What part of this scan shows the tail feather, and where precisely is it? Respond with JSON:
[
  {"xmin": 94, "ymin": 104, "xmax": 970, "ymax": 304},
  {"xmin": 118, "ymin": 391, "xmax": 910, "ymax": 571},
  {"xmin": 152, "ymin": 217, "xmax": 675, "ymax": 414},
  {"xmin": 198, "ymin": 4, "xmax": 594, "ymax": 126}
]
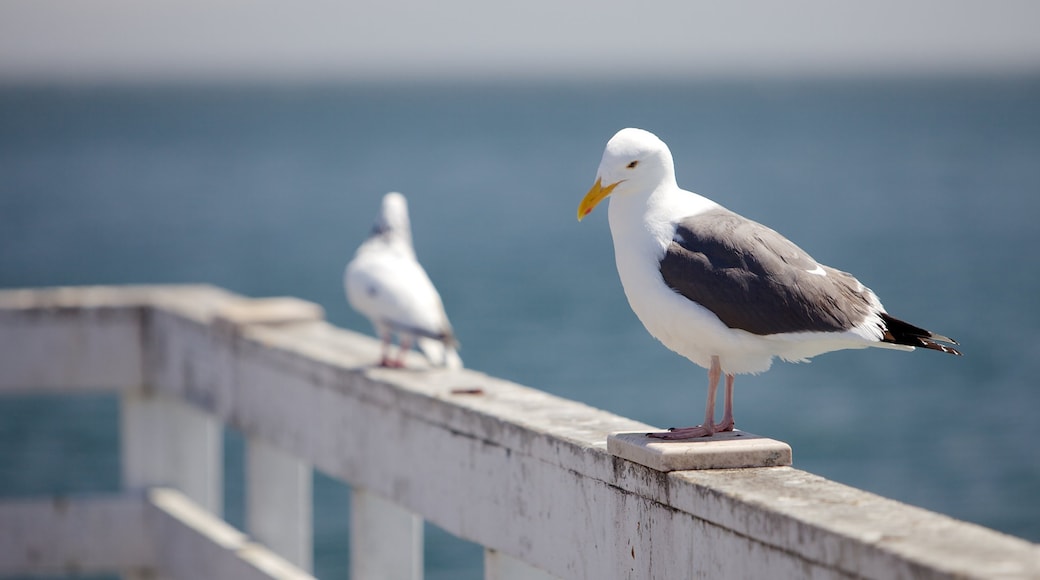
[{"xmin": 880, "ymin": 313, "xmax": 962, "ymax": 356}]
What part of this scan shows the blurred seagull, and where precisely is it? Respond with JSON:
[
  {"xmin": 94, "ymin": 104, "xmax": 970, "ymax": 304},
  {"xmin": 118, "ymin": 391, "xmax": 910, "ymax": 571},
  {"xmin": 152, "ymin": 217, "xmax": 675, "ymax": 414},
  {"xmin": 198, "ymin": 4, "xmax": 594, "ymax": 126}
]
[
  {"xmin": 345, "ymin": 192, "xmax": 462, "ymax": 369},
  {"xmin": 577, "ymin": 128, "xmax": 960, "ymax": 439}
]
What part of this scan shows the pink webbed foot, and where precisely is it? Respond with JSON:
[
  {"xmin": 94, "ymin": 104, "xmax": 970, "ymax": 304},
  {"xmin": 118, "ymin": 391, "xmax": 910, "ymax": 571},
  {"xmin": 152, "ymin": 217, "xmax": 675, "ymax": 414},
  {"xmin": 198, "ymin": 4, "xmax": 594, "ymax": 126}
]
[
  {"xmin": 379, "ymin": 357, "xmax": 405, "ymax": 368},
  {"xmin": 714, "ymin": 417, "xmax": 735, "ymax": 433},
  {"xmin": 647, "ymin": 424, "xmax": 716, "ymax": 440}
]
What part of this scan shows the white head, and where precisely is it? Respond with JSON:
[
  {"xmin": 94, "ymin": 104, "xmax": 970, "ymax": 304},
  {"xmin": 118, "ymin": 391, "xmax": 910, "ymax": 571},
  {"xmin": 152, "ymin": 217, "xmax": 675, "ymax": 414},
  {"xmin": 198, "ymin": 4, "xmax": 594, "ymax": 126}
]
[
  {"xmin": 577, "ymin": 128, "xmax": 676, "ymax": 221},
  {"xmin": 370, "ymin": 191, "xmax": 413, "ymax": 246}
]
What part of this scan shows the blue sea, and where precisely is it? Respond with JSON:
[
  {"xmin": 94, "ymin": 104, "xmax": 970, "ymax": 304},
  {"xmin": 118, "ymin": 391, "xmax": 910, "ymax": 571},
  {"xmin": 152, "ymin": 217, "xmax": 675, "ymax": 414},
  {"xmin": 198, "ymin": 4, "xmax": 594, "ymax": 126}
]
[{"xmin": 1, "ymin": 77, "xmax": 1039, "ymax": 578}]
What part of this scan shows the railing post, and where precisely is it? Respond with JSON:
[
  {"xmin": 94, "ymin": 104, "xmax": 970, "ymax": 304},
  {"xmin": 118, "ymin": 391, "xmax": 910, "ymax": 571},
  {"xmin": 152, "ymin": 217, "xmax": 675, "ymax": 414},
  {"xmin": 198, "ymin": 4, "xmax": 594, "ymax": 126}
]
[
  {"xmin": 485, "ymin": 549, "xmax": 559, "ymax": 580},
  {"xmin": 246, "ymin": 437, "xmax": 313, "ymax": 572},
  {"xmin": 350, "ymin": 487, "xmax": 423, "ymax": 580},
  {"xmin": 120, "ymin": 387, "xmax": 222, "ymax": 580},
  {"xmin": 120, "ymin": 388, "xmax": 222, "ymax": 514}
]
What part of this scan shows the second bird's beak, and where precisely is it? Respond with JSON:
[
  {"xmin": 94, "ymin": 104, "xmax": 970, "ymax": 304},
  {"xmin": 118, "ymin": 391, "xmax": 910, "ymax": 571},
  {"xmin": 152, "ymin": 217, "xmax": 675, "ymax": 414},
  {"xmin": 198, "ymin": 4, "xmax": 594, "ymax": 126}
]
[{"xmin": 577, "ymin": 178, "xmax": 621, "ymax": 221}]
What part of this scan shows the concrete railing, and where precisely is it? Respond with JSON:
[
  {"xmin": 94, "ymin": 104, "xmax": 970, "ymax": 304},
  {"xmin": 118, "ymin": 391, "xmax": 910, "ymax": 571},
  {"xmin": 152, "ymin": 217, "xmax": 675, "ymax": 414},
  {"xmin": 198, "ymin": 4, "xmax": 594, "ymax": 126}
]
[{"xmin": 0, "ymin": 285, "xmax": 1036, "ymax": 579}]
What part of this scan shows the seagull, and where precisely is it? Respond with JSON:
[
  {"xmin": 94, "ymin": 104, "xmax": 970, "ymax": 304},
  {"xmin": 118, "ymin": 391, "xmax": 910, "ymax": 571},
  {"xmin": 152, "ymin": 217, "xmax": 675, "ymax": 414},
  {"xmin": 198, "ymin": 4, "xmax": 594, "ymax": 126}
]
[
  {"xmin": 345, "ymin": 192, "xmax": 462, "ymax": 369},
  {"xmin": 577, "ymin": 128, "xmax": 960, "ymax": 439}
]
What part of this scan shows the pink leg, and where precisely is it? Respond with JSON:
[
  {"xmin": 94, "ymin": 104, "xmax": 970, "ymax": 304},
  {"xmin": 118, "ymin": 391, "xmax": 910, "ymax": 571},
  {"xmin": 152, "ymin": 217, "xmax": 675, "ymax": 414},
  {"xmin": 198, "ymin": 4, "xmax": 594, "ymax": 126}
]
[
  {"xmin": 648, "ymin": 356, "xmax": 722, "ymax": 440},
  {"xmin": 387, "ymin": 335, "xmax": 411, "ymax": 368},
  {"xmin": 378, "ymin": 331, "xmax": 397, "ymax": 367},
  {"xmin": 715, "ymin": 374, "xmax": 735, "ymax": 432}
]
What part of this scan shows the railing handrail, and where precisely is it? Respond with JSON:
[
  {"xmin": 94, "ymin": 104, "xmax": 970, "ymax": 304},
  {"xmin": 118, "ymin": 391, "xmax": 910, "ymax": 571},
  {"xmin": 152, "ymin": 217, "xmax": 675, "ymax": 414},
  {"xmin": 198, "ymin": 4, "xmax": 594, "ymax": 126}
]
[{"xmin": 1, "ymin": 284, "xmax": 1037, "ymax": 579}]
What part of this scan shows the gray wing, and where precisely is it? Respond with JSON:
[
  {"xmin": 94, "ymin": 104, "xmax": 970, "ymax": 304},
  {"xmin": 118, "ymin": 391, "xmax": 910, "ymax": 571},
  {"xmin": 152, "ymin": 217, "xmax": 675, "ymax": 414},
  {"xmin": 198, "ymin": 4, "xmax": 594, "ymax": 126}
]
[{"xmin": 658, "ymin": 208, "xmax": 874, "ymax": 336}]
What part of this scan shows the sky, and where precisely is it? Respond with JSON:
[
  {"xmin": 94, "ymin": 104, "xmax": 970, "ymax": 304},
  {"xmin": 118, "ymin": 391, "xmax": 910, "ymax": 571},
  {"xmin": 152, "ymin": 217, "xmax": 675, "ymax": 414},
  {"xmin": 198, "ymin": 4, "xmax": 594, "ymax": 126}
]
[{"xmin": 2, "ymin": 0, "xmax": 1040, "ymax": 83}]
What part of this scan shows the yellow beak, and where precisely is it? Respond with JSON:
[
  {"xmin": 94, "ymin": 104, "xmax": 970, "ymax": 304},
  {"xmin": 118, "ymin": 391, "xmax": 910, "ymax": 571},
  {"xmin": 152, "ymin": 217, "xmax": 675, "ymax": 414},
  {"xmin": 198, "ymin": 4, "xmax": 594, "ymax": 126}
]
[{"xmin": 577, "ymin": 178, "xmax": 621, "ymax": 221}]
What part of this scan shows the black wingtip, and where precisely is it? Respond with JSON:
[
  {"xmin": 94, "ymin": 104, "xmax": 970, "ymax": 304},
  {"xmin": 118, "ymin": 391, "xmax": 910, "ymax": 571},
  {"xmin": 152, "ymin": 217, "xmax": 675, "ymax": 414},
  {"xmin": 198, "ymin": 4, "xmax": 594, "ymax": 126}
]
[{"xmin": 880, "ymin": 313, "xmax": 962, "ymax": 356}]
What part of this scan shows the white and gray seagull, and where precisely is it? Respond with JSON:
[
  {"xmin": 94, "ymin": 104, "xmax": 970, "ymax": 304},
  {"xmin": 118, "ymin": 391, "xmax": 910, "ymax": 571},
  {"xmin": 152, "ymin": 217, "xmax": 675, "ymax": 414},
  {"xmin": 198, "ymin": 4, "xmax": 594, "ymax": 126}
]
[
  {"xmin": 345, "ymin": 192, "xmax": 462, "ymax": 369},
  {"xmin": 577, "ymin": 128, "xmax": 960, "ymax": 439}
]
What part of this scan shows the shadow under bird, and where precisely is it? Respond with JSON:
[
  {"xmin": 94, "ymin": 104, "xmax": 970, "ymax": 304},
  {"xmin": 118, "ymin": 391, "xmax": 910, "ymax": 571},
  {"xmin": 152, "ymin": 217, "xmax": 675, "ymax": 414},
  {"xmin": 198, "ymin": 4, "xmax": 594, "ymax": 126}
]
[
  {"xmin": 345, "ymin": 192, "xmax": 462, "ymax": 369},
  {"xmin": 577, "ymin": 128, "xmax": 960, "ymax": 440}
]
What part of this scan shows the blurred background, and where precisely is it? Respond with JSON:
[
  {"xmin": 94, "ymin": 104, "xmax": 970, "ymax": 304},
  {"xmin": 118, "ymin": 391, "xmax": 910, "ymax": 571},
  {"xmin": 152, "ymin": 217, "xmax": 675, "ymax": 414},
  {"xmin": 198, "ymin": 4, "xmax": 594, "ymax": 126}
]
[{"xmin": 1, "ymin": 1, "xmax": 1039, "ymax": 578}]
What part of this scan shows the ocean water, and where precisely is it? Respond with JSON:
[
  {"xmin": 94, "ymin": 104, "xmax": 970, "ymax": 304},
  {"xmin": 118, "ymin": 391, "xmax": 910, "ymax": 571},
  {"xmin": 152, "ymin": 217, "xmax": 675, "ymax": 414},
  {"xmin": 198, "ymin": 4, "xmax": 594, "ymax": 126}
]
[{"xmin": 1, "ymin": 78, "xmax": 1038, "ymax": 578}]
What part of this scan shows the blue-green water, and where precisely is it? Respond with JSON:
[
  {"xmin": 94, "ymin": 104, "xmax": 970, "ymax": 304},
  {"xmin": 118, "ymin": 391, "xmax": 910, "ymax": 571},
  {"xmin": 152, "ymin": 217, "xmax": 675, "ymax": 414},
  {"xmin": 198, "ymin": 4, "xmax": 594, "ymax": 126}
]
[{"xmin": 1, "ymin": 78, "xmax": 1039, "ymax": 577}]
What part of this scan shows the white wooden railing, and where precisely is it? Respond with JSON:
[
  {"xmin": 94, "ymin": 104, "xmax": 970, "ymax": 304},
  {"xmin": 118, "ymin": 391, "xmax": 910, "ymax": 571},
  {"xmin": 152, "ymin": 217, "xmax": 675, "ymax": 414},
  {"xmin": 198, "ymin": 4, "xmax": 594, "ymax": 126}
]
[{"xmin": 0, "ymin": 285, "xmax": 1036, "ymax": 579}]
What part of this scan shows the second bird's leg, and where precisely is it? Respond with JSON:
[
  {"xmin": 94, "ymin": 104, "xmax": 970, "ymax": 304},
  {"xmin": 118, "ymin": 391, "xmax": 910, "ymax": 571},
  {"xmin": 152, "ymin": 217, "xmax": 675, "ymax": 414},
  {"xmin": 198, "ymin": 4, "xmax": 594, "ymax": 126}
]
[
  {"xmin": 388, "ymin": 335, "xmax": 412, "ymax": 368},
  {"xmin": 378, "ymin": 331, "xmax": 397, "ymax": 367}
]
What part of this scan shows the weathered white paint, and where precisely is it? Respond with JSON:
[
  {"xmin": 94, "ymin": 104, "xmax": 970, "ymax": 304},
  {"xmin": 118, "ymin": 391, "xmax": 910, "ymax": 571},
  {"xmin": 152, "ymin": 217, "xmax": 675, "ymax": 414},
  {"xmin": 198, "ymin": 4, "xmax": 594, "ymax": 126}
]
[
  {"xmin": 485, "ymin": 549, "xmax": 559, "ymax": 580},
  {"xmin": 122, "ymin": 388, "xmax": 223, "ymax": 514},
  {"xmin": 149, "ymin": 487, "xmax": 314, "ymax": 580},
  {"xmin": 350, "ymin": 487, "xmax": 424, "ymax": 580},
  {"xmin": 0, "ymin": 285, "xmax": 145, "ymax": 391},
  {"xmin": 0, "ymin": 492, "xmax": 153, "ymax": 576},
  {"xmin": 0, "ymin": 489, "xmax": 312, "ymax": 580},
  {"xmin": 247, "ymin": 437, "xmax": 313, "ymax": 572},
  {"xmin": 0, "ymin": 285, "xmax": 1038, "ymax": 580}
]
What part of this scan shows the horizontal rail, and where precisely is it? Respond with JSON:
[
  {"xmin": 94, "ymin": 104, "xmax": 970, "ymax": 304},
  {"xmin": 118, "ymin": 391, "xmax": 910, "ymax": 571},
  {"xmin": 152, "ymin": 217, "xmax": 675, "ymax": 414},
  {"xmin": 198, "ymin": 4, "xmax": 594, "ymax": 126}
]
[
  {"xmin": 0, "ymin": 285, "xmax": 1037, "ymax": 579},
  {"xmin": 0, "ymin": 488, "xmax": 312, "ymax": 580}
]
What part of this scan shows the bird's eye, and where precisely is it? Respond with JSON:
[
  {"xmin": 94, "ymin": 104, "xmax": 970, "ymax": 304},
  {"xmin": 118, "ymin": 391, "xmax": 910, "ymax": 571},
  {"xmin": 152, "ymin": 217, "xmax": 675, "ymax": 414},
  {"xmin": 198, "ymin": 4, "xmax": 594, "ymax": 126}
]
[{"xmin": 627, "ymin": 161, "xmax": 639, "ymax": 169}]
